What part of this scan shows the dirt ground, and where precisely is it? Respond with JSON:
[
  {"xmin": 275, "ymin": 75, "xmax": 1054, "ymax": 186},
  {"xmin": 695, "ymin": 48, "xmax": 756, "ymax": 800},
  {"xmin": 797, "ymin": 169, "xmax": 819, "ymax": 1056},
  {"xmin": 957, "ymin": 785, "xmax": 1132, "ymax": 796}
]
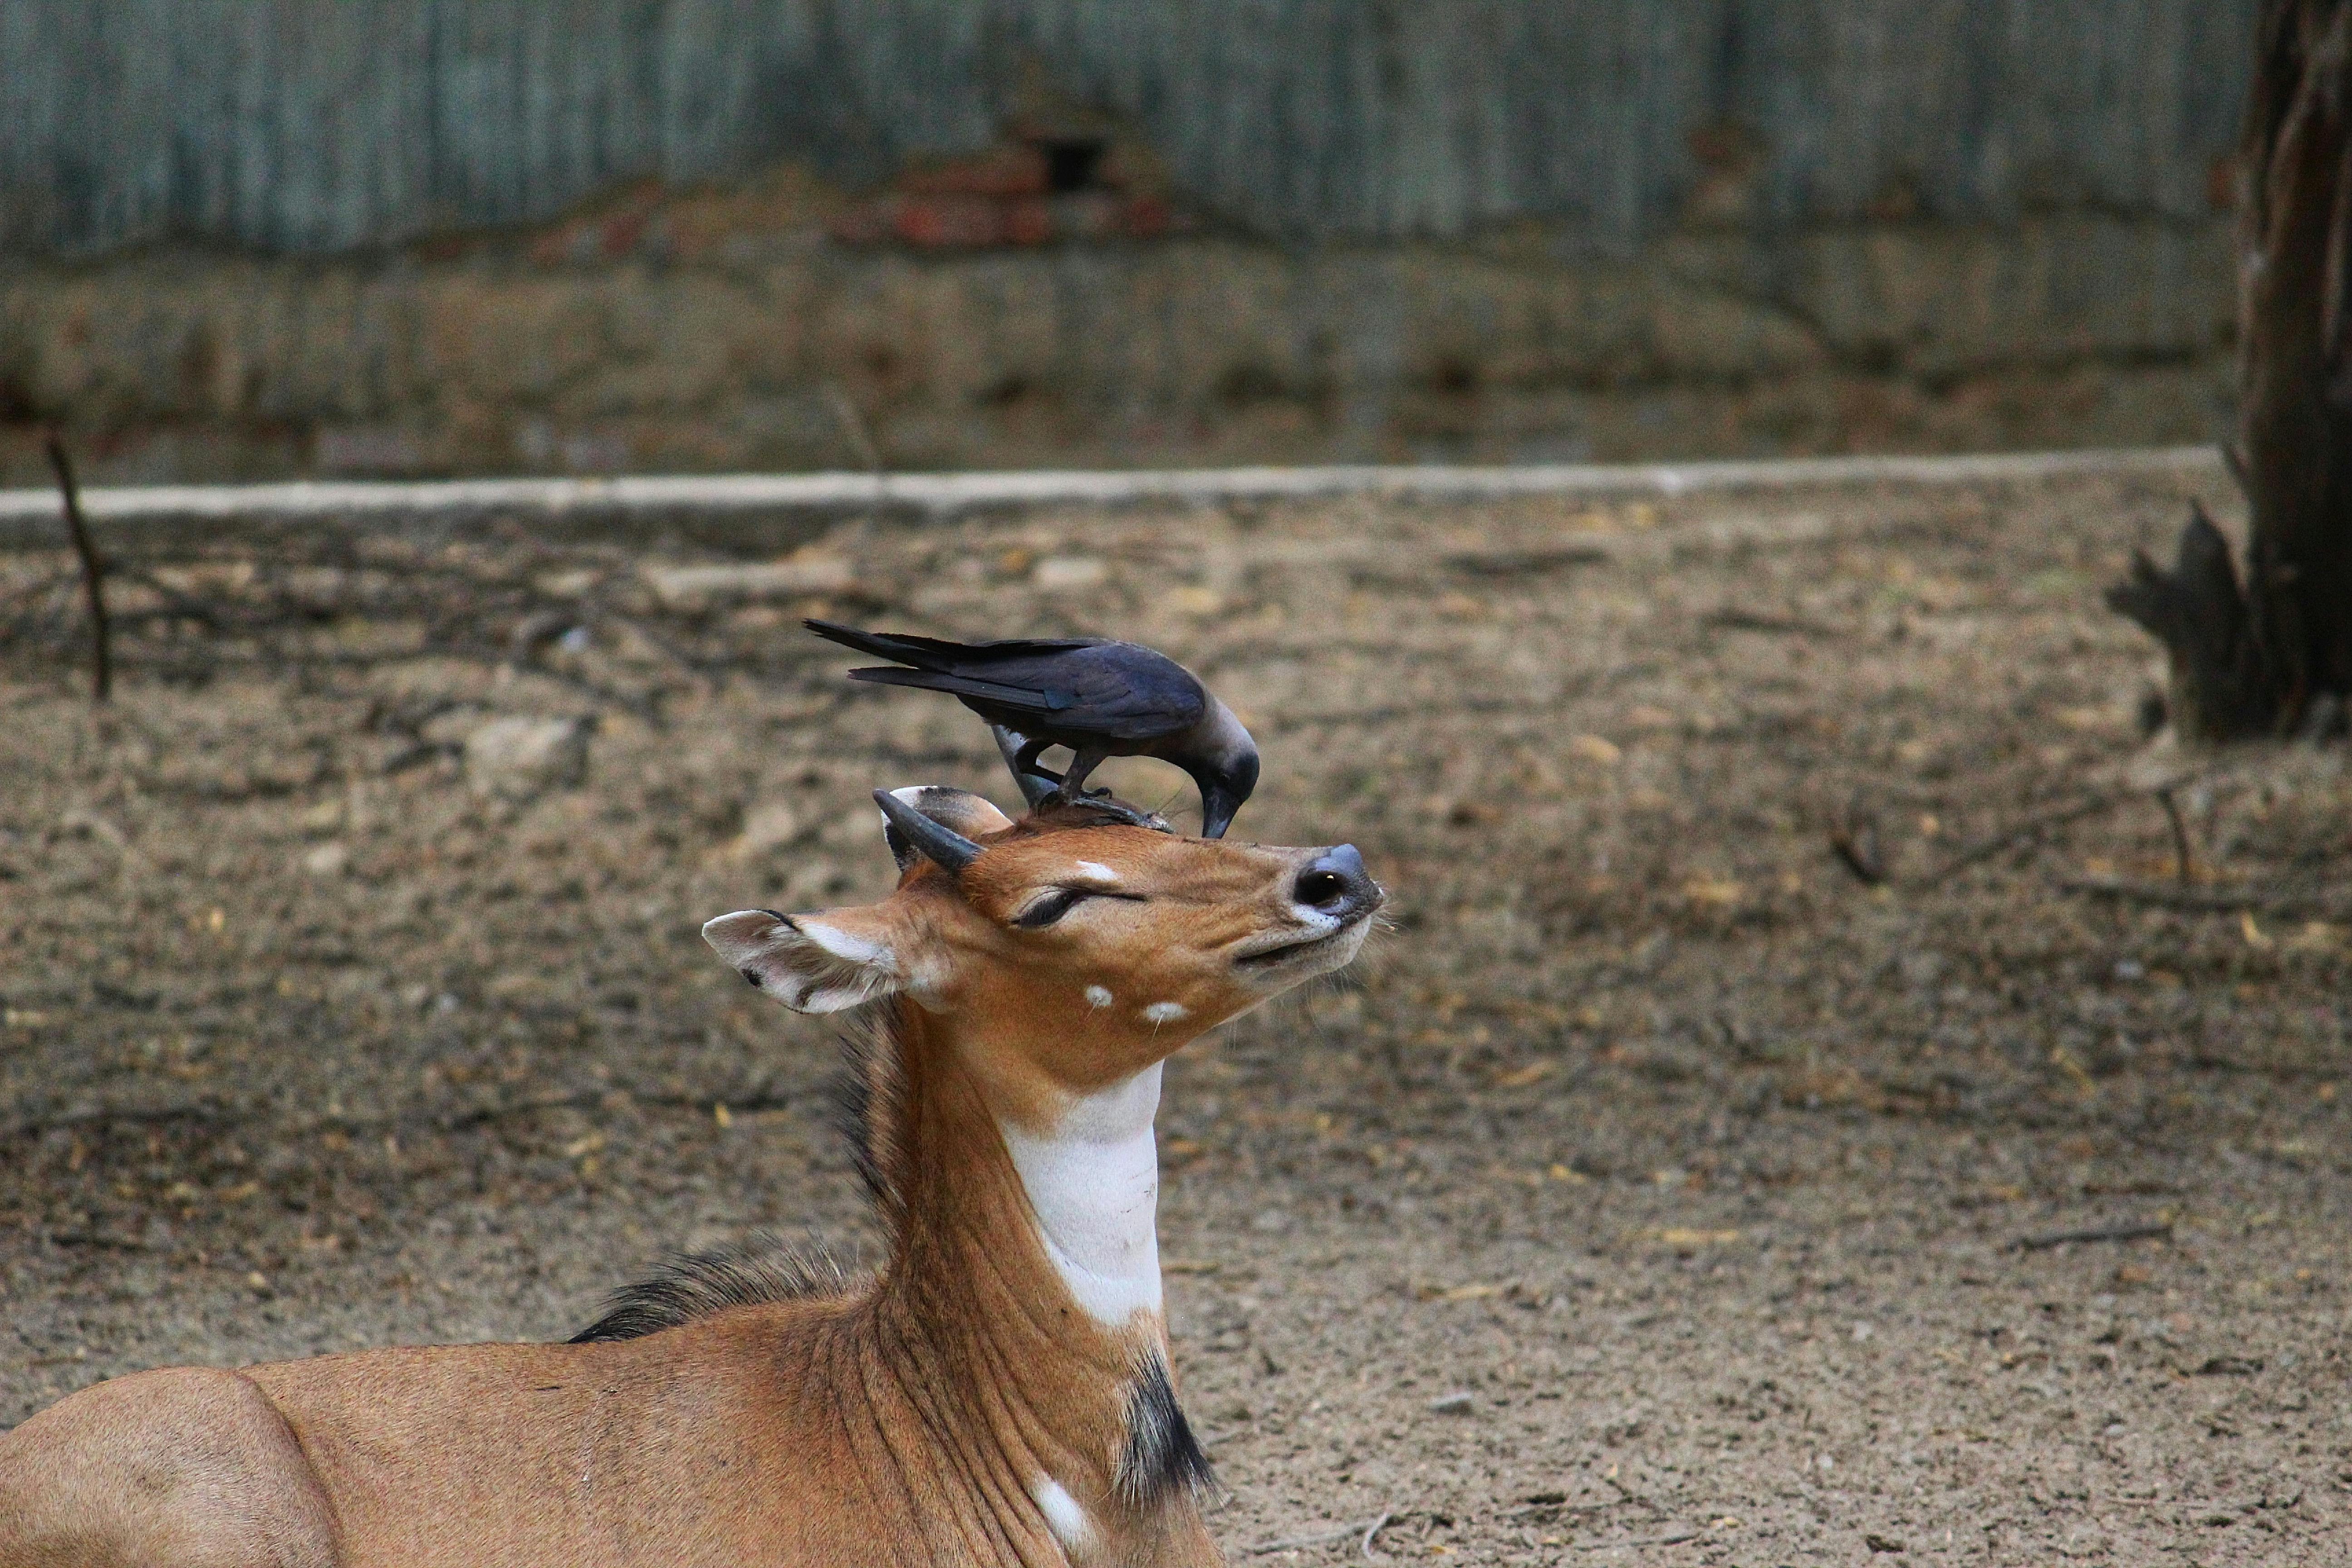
[{"xmin": 3, "ymin": 461, "xmax": 2348, "ymax": 1564}]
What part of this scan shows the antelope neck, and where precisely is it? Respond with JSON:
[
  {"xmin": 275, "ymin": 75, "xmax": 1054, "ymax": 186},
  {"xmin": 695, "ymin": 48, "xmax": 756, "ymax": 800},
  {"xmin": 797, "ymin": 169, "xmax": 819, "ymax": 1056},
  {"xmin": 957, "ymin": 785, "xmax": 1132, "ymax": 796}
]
[
  {"xmin": 866, "ymin": 1008, "xmax": 1177, "ymax": 1559},
  {"xmin": 879, "ymin": 1004, "xmax": 1169, "ymax": 1348}
]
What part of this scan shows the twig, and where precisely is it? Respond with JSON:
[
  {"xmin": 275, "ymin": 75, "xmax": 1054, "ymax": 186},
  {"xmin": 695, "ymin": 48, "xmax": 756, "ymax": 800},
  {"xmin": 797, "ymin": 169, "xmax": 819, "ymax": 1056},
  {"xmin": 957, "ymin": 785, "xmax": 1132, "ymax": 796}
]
[
  {"xmin": 1701, "ymin": 607, "xmax": 1847, "ymax": 638},
  {"xmin": 45, "ymin": 434, "xmax": 110, "ymax": 702},
  {"xmin": 1828, "ymin": 800, "xmax": 1886, "ymax": 886},
  {"xmin": 1575, "ymin": 1530, "xmax": 1700, "ymax": 1550},
  {"xmin": 0, "ymin": 1085, "xmax": 800, "ymax": 1145},
  {"xmin": 1243, "ymin": 1524, "xmax": 1363, "ymax": 1556},
  {"xmin": 2154, "ymin": 787, "xmax": 2194, "ymax": 884},
  {"xmin": 2012, "ymin": 1221, "xmax": 2172, "ymax": 1253},
  {"xmin": 1930, "ymin": 790, "xmax": 2131, "ymax": 882},
  {"xmin": 822, "ymin": 382, "xmax": 884, "ymax": 477},
  {"xmin": 1244, "ymin": 1511, "xmax": 1405, "ymax": 1559},
  {"xmin": 2057, "ymin": 876, "xmax": 2341, "ymax": 918}
]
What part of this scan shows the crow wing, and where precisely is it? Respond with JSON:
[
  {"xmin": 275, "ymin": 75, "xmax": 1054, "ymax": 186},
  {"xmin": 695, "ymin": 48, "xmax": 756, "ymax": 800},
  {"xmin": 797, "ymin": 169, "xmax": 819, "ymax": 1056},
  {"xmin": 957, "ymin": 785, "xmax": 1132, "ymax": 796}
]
[
  {"xmin": 848, "ymin": 642, "xmax": 1205, "ymax": 741},
  {"xmin": 804, "ymin": 619, "xmax": 1106, "ymax": 671}
]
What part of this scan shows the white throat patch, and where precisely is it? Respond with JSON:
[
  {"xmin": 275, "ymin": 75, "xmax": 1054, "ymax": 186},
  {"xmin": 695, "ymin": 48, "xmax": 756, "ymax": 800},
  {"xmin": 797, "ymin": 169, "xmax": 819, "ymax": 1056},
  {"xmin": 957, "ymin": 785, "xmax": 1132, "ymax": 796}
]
[{"xmin": 998, "ymin": 1063, "xmax": 1164, "ymax": 1328}]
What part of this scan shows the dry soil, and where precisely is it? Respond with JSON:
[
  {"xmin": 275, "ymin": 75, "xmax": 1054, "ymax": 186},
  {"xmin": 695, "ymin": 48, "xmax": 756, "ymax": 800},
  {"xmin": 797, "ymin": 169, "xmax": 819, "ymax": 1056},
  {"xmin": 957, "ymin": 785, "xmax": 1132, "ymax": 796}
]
[{"xmin": 2, "ymin": 461, "xmax": 2348, "ymax": 1564}]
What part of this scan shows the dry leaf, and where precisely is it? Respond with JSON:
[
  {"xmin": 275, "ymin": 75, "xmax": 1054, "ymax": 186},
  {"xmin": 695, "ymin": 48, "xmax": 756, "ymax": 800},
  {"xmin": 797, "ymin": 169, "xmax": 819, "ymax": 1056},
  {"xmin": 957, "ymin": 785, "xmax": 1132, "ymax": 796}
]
[{"xmin": 1652, "ymin": 1227, "xmax": 1740, "ymax": 1248}]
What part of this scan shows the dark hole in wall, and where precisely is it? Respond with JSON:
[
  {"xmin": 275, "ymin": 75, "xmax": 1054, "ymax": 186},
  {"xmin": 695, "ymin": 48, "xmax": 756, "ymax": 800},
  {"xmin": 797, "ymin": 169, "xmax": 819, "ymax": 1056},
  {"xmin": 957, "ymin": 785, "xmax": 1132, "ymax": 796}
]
[
  {"xmin": 1426, "ymin": 354, "xmax": 1480, "ymax": 396},
  {"xmin": 1215, "ymin": 361, "xmax": 1291, "ymax": 408},
  {"xmin": 979, "ymin": 372, "xmax": 1036, "ymax": 407},
  {"xmin": 1041, "ymin": 139, "xmax": 1107, "ymax": 194}
]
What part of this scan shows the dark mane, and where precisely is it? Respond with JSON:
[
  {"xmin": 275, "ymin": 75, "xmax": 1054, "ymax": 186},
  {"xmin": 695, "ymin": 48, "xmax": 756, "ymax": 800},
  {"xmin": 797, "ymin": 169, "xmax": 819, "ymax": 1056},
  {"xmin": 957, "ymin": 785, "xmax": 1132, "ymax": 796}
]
[
  {"xmin": 828, "ymin": 1003, "xmax": 911, "ymax": 1223},
  {"xmin": 571, "ymin": 1004, "xmax": 917, "ymax": 1343},
  {"xmin": 568, "ymin": 1233, "xmax": 853, "ymax": 1343}
]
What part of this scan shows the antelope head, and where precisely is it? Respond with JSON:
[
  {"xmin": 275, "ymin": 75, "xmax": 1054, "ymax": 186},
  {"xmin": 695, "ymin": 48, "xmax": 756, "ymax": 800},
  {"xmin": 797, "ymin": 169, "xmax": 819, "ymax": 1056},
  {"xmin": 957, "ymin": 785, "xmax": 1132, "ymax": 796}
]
[{"xmin": 704, "ymin": 785, "xmax": 1383, "ymax": 1100}]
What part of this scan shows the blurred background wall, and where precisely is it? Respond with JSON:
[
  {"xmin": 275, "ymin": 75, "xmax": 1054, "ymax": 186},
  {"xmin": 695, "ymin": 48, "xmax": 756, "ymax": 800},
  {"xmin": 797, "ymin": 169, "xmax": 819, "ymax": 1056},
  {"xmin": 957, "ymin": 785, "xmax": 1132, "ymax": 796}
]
[{"xmin": 0, "ymin": 0, "xmax": 2250, "ymax": 481}]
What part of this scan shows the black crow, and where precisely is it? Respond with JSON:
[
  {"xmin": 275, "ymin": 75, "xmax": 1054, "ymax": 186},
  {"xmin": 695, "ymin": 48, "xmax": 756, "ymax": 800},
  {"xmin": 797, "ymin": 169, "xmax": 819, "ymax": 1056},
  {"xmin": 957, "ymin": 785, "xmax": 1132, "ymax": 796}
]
[{"xmin": 805, "ymin": 620, "xmax": 1260, "ymax": 838}]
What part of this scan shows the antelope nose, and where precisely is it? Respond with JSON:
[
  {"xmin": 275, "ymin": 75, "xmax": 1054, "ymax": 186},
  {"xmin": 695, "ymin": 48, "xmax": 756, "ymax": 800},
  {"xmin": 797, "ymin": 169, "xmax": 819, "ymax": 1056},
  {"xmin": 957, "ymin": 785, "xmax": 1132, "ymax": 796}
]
[{"xmin": 1294, "ymin": 844, "xmax": 1377, "ymax": 919}]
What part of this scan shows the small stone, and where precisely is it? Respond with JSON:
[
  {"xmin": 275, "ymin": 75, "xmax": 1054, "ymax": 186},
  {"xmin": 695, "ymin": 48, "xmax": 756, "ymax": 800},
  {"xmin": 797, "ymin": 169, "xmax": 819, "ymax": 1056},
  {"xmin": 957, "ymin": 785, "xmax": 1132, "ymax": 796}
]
[
  {"xmin": 727, "ymin": 800, "xmax": 803, "ymax": 860},
  {"xmin": 300, "ymin": 840, "xmax": 348, "ymax": 877},
  {"xmin": 642, "ymin": 556, "xmax": 855, "ymax": 610},
  {"xmin": 1032, "ymin": 555, "xmax": 1107, "ymax": 591},
  {"xmin": 463, "ymin": 715, "xmax": 590, "ymax": 800},
  {"xmin": 1427, "ymin": 1391, "xmax": 1475, "ymax": 1415}
]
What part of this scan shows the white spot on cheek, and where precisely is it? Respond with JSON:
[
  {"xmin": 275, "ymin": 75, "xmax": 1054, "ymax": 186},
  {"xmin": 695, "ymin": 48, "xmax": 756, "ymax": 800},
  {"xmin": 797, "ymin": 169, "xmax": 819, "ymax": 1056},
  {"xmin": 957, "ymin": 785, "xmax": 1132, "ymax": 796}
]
[
  {"xmin": 1073, "ymin": 861, "xmax": 1119, "ymax": 885},
  {"xmin": 1032, "ymin": 1476, "xmax": 1093, "ymax": 1552},
  {"xmin": 1142, "ymin": 1001, "xmax": 1189, "ymax": 1024},
  {"xmin": 1084, "ymin": 985, "xmax": 1114, "ymax": 1009}
]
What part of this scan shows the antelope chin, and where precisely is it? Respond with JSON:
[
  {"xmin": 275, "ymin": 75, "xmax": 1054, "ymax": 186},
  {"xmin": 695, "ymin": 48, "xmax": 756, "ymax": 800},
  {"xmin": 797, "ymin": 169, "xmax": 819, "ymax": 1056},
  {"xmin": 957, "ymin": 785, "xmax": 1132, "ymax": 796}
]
[{"xmin": 1234, "ymin": 911, "xmax": 1374, "ymax": 985}]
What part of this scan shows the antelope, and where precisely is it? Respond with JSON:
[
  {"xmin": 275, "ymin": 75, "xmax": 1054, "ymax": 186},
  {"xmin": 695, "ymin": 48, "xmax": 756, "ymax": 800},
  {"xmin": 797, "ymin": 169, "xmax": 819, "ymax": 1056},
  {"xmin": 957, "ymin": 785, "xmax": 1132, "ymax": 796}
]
[{"xmin": 0, "ymin": 785, "xmax": 1383, "ymax": 1567}]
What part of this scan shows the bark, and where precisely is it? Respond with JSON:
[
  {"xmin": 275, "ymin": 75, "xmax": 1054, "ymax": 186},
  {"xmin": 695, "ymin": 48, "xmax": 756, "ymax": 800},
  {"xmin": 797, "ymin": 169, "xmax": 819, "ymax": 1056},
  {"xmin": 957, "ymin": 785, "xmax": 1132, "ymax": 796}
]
[{"xmin": 2110, "ymin": 0, "xmax": 2352, "ymax": 741}]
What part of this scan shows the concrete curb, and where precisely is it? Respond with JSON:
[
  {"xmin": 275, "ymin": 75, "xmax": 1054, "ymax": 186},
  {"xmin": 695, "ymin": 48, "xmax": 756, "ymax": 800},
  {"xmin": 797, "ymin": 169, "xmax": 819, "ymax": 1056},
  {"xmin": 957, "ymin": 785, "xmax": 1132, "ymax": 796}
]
[{"xmin": 0, "ymin": 446, "xmax": 2225, "ymax": 541}]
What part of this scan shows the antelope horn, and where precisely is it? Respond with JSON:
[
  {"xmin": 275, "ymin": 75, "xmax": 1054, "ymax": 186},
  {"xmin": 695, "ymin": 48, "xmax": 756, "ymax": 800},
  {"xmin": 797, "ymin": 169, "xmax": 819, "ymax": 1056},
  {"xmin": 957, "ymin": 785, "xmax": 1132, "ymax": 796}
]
[
  {"xmin": 991, "ymin": 724, "xmax": 1057, "ymax": 810},
  {"xmin": 872, "ymin": 788, "xmax": 984, "ymax": 876}
]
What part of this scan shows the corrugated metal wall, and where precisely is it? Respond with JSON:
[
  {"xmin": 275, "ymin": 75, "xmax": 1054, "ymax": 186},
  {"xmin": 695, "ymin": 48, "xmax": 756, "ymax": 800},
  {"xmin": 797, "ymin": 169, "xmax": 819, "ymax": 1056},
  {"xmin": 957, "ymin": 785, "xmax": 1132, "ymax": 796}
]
[{"xmin": 0, "ymin": 0, "xmax": 2252, "ymax": 256}]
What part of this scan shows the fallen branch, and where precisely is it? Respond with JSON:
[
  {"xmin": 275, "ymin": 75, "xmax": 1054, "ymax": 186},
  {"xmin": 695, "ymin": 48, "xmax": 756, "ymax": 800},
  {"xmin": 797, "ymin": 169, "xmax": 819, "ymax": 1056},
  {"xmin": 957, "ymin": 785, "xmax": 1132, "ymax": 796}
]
[
  {"xmin": 2057, "ymin": 877, "xmax": 2342, "ymax": 918},
  {"xmin": 1244, "ymin": 1522, "xmax": 1368, "ymax": 1556},
  {"xmin": 2153, "ymin": 786, "xmax": 2195, "ymax": 884},
  {"xmin": 1930, "ymin": 790, "xmax": 2132, "ymax": 882},
  {"xmin": 0, "ymin": 1084, "xmax": 800, "ymax": 1146},
  {"xmin": 1243, "ymin": 1510, "xmax": 1409, "ymax": 1559},
  {"xmin": 1828, "ymin": 800, "xmax": 1886, "ymax": 886},
  {"xmin": 2012, "ymin": 1221, "xmax": 2172, "ymax": 1253},
  {"xmin": 45, "ymin": 434, "xmax": 110, "ymax": 702},
  {"xmin": 1701, "ymin": 606, "xmax": 1848, "ymax": 638}
]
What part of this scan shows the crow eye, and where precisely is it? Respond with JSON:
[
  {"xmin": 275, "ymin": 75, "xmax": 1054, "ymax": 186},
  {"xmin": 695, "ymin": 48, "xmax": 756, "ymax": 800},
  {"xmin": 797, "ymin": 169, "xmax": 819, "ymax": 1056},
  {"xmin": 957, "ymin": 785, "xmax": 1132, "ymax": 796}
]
[{"xmin": 1012, "ymin": 887, "xmax": 1094, "ymax": 929}]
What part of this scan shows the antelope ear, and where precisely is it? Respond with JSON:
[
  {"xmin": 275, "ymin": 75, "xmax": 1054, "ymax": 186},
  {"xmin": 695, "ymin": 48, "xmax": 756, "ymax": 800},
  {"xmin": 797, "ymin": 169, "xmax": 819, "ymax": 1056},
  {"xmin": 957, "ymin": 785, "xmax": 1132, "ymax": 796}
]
[
  {"xmin": 703, "ymin": 906, "xmax": 906, "ymax": 1013},
  {"xmin": 877, "ymin": 785, "xmax": 1017, "ymax": 872}
]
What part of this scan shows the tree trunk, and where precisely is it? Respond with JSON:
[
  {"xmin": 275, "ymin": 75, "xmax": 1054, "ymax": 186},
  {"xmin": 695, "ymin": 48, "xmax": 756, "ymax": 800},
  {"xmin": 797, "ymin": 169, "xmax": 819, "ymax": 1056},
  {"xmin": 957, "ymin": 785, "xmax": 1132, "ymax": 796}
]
[{"xmin": 2110, "ymin": 0, "xmax": 2352, "ymax": 740}]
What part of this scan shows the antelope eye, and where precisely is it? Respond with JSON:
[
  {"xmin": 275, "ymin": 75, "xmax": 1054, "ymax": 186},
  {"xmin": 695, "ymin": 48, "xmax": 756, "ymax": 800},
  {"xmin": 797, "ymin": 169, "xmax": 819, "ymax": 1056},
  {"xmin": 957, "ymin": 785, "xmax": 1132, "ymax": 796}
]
[{"xmin": 1011, "ymin": 887, "xmax": 1094, "ymax": 929}]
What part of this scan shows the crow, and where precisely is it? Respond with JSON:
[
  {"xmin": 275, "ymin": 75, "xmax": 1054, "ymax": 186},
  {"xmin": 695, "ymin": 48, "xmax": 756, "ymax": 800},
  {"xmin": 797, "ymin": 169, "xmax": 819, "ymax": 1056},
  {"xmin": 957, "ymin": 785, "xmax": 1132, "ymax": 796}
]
[{"xmin": 805, "ymin": 620, "xmax": 1260, "ymax": 838}]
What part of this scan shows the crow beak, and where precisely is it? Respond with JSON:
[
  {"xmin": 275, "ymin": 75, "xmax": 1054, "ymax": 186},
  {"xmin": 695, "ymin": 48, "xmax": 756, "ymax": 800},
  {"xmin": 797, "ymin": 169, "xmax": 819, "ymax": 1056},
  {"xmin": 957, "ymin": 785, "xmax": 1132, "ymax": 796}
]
[{"xmin": 1198, "ymin": 784, "xmax": 1244, "ymax": 840}]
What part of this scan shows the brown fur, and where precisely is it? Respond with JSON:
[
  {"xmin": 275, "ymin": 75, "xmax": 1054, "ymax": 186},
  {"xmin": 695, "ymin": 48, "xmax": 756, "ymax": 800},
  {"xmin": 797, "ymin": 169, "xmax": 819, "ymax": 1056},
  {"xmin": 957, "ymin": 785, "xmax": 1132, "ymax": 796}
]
[{"xmin": 0, "ymin": 795, "xmax": 1377, "ymax": 1567}]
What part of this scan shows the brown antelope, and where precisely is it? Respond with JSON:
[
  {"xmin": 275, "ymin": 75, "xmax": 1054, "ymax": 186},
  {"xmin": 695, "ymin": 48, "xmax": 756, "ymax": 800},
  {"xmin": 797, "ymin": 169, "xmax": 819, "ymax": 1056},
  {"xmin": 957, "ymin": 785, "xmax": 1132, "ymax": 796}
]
[{"xmin": 0, "ymin": 785, "xmax": 1382, "ymax": 1567}]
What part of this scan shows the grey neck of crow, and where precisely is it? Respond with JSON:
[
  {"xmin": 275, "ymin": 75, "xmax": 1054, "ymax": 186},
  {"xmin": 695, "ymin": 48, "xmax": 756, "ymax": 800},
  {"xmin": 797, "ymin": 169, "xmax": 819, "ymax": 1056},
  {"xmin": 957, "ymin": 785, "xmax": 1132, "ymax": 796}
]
[{"xmin": 1181, "ymin": 699, "xmax": 1259, "ymax": 841}]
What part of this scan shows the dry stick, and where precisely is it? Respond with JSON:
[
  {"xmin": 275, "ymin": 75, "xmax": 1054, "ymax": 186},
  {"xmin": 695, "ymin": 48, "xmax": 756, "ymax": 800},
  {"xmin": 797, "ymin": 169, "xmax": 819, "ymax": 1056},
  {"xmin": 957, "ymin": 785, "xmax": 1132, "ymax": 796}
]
[
  {"xmin": 44, "ymin": 434, "xmax": 110, "ymax": 702},
  {"xmin": 2056, "ymin": 876, "xmax": 2341, "ymax": 918},
  {"xmin": 1929, "ymin": 789, "xmax": 2134, "ymax": 882},
  {"xmin": 1828, "ymin": 802, "xmax": 1886, "ymax": 886},
  {"xmin": 2154, "ymin": 786, "xmax": 2195, "ymax": 884},
  {"xmin": 822, "ymin": 382, "xmax": 884, "ymax": 477},
  {"xmin": 2012, "ymin": 1221, "xmax": 2173, "ymax": 1253},
  {"xmin": 1245, "ymin": 1511, "xmax": 1405, "ymax": 1559},
  {"xmin": 1243, "ymin": 1523, "xmax": 1364, "ymax": 1556}
]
